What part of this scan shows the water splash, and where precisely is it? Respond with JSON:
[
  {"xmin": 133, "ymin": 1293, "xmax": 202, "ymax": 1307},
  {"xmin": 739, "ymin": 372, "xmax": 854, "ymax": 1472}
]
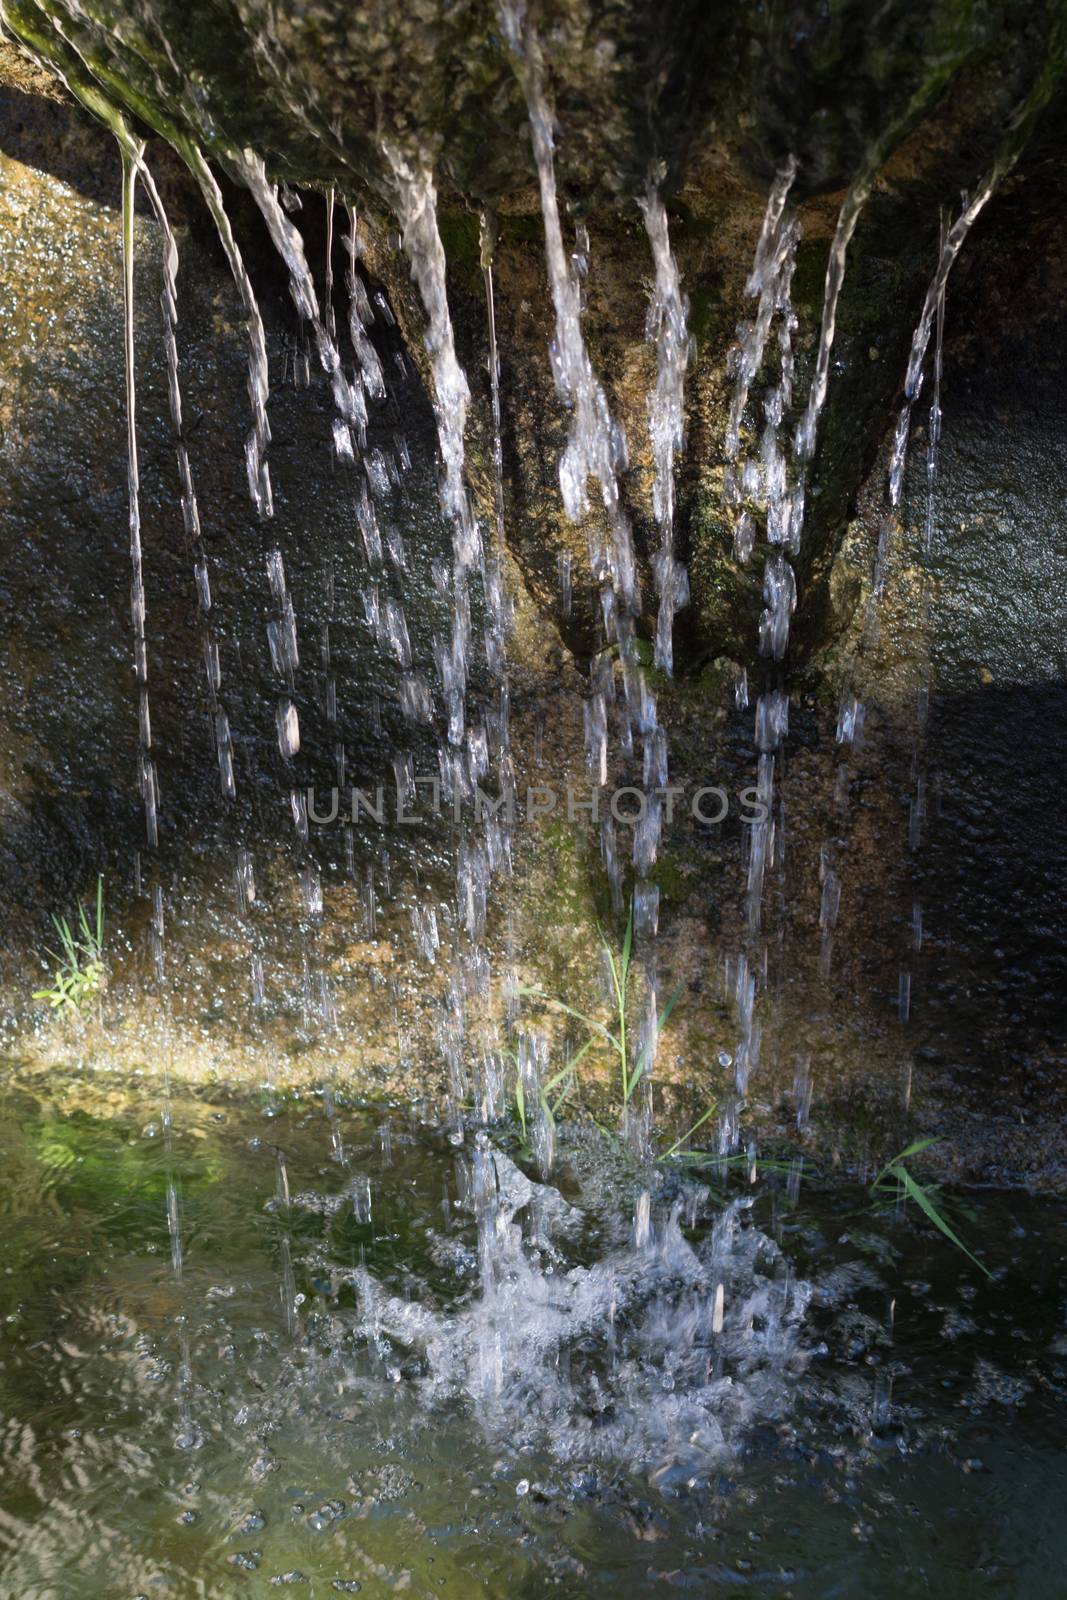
[{"xmin": 355, "ymin": 1134, "xmax": 811, "ymax": 1474}]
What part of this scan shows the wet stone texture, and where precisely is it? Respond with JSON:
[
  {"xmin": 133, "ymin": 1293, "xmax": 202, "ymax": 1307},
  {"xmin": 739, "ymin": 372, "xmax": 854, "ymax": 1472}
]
[{"xmin": 0, "ymin": 3, "xmax": 1064, "ymax": 1189}]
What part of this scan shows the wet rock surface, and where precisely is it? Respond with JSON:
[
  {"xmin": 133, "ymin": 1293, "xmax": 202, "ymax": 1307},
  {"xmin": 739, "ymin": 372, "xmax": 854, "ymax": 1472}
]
[
  {"xmin": 1, "ymin": 0, "xmax": 1065, "ymax": 665},
  {"xmin": 0, "ymin": 14, "xmax": 1065, "ymax": 1190}
]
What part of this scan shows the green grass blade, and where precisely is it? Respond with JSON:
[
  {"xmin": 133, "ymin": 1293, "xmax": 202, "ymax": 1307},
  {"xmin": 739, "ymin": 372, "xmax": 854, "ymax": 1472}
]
[
  {"xmin": 893, "ymin": 1165, "xmax": 993, "ymax": 1278},
  {"xmin": 52, "ymin": 916, "xmax": 77, "ymax": 965},
  {"xmin": 654, "ymin": 981, "xmax": 683, "ymax": 1037},
  {"xmin": 599, "ymin": 932, "xmax": 624, "ymax": 1019},
  {"xmin": 515, "ymin": 989, "xmax": 620, "ymax": 1052},
  {"xmin": 620, "ymin": 901, "xmax": 633, "ymax": 986},
  {"xmin": 550, "ymin": 1077, "xmax": 576, "ymax": 1117},
  {"xmin": 662, "ymin": 1103, "xmax": 717, "ymax": 1160},
  {"xmin": 629, "ymin": 980, "xmax": 684, "ymax": 1091},
  {"xmin": 873, "ymin": 1136, "xmax": 940, "ymax": 1189},
  {"xmin": 514, "ymin": 1075, "xmax": 526, "ymax": 1140},
  {"xmin": 543, "ymin": 1036, "xmax": 595, "ymax": 1096}
]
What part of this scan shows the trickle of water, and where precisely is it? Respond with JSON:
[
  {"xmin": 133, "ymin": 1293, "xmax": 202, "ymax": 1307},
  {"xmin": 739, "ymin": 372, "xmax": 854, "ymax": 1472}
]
[
  {"xmin": 759, "ymin": 553, "xmax": 796, "ymax": 663},
  {"xmin": 794, "ymin": 174, "xmax": 873, "ymax": 463},
  {"xmin": 139, "ymin": 162, "xmax": 241, "ymax": 802},
  {"xmin": 725, "ymin": 159, "xmax": 797, "ymax": 467},
  {"xmin": 233, "ymin": 149, "xmax": 366, "ymax": 452},
  {"xmin": 479, "ymin": 210, "xmax": 507, "ymax": 558},
  {"xmin": 898, "ymin": 970, "xmax": 912, "ymax": 1024},
  {"xmin": 502, "ymin": 9, "xmax": 624, "ymax": 531},
  {"xmin": 118, "ymin": 142, "xmax": 158, "ymax": 853},
  {"xmin": 836, "ymin": 693, "xmax": 865, "ymax": 747},
  {"xmin": 818, "ymin": 866, "xmax": 841, "ymax": 978},
  {"xmin": 501, "ymin": 4, "xmax": 678, "ymax": 1152},
  {"xmin": 640, "ymin": 175, "xmax": 690, "ymax": 674},
  {"xmin": 181, "ymin": 143, "xmax": 273, "ymax": 518},
  {"xmin": 887, "ymin": 184, "xmax": 995, "ymax": 507},
  {"xmin": 346, "ymin": 206, "xmax": 387, "ymax": 402},
  {"xmin": 793, "ymin": 1052, "xmax": 813, "ymax": 1131},
  {"xmin": 388, "ymin": 150, "xmax": 478, "ymax": 747}
]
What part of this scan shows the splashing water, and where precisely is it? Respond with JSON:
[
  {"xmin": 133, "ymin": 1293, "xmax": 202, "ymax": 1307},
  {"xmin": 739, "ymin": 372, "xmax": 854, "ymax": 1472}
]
[
  {"xmin": 5, "ymin": 6, "xmax": 1065, "ymax": 1573},
  {"xmin": 355, "ymin": 1132, "xmax": 811, "ymax": 1476}
]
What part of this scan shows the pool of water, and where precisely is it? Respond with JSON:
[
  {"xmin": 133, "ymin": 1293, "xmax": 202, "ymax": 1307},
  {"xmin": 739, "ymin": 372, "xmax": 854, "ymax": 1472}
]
[{"xmin": 0, "ymin": 1065, "xmax": 1064, "ymax": 1598}]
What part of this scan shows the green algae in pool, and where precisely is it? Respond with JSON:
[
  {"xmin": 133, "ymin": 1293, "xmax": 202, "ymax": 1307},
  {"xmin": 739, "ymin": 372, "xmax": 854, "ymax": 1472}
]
[{"xmin": 0, "ymin": 1069, "xmax": 1064, "ymax": 1597}]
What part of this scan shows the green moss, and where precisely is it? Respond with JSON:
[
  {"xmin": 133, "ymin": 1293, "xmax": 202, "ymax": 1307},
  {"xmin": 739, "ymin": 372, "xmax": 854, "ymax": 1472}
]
[
  {"xmin": 437, "ymin": 207, "xmax": 481, "ymax": 264},
  {"xmin": 791, "ymin": 237, "xmax": 832, "ymax": 322},
  {"xmin": 686, "ymin": 282, "xmax": 724, "ymax": 349}
]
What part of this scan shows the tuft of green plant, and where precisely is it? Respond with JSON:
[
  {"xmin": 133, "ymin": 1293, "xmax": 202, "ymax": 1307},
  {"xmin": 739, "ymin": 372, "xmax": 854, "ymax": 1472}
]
[
  {"xmin": 507, "ymin": 1029, "xmax": 594, "ymax": 1147},
  {"xmin": 517, "ymin": 901, "xmax": 682, "ymax": 1116},
  {"xmin": 661, "ymin": 1104, "xmax": 719, "ymax": 1160},
  {"xmin": 33, "ymin": 876, "xmax": 107, "ymax": 1013},
  {"xmin": 870, "ymin": 1137, "xmax": 992, "ymax": 1278}
]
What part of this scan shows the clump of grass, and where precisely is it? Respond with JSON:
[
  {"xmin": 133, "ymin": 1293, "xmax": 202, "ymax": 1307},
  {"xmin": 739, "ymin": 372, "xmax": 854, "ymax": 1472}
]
[
  {"xmin": 511, "ymin": 1043, "xmax": 589, "ymax": 1145},
  {"xmin": 517, "ymin": 901, "xmax": 682, "ymax": 1119},
  {"xmin": 869, "ymin": 1137, "xmax": 992, "ymax": 1277},
  {"xmin": 33, "ymin": 876, "xmax": 106, "ymax": 1013}
]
